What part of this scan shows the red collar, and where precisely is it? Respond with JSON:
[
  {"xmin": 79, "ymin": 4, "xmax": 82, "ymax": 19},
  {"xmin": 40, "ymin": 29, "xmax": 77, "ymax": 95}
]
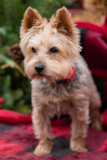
[{"xmin": 56, "ymin": 67, "xmax": 75, "ymax": 84}]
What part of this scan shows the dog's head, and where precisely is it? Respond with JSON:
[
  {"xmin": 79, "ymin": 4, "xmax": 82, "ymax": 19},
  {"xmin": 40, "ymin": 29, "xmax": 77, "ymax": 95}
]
[{"xmin": 20, "ymin": 7, "xmax": 81, "ymax": 81}]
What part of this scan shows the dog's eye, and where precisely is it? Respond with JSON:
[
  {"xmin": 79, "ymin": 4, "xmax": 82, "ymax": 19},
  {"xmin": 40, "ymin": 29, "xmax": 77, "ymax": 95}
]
[
  {"xmin": 50, "ymin": 47, "xmax": 58, "ymax": 53},
  {"xmin": 32, "ymin": 47, "xmax": 36, "ymax": 53}
]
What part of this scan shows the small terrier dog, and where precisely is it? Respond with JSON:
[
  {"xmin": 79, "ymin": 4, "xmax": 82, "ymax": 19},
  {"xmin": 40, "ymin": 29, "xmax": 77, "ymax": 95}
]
[{"xmin": 20, "ymin": 7, "xmax": 102, "ymax": 156}]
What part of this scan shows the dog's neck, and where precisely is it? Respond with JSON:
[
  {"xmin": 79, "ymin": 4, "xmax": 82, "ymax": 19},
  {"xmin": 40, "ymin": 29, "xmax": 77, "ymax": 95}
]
[{"xmin": 56, "ymin": 67, "xmax": 75, "ymax": 84}]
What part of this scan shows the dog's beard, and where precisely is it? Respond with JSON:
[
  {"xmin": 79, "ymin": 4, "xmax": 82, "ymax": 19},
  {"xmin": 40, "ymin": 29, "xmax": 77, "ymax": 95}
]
[{"xmin": 32, "ymin": 72, "xmax": 65, "ymax": 82}]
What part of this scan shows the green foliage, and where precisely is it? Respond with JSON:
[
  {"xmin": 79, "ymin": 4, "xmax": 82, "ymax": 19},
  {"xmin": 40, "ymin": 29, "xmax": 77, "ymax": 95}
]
[
  {"xmin": 26, "ymin": 0, "xmax": 66, "ymax": 18},
  {"xmin": 0, "ymin": 0, "xmax": 67, "ymax": 47},
  {"xmin": 0, "ymin": 47, "xmax": 31, "ymax": 114},
  {"xmin": 0, "ymin": 0, "xmax": 25, "ymax": 47}
]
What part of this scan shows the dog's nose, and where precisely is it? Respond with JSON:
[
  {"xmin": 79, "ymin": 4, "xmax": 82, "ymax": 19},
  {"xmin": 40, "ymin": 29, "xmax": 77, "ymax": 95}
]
[{"xmin": 35, "ymin": 64, "xmax": 44, "ymax": 73}]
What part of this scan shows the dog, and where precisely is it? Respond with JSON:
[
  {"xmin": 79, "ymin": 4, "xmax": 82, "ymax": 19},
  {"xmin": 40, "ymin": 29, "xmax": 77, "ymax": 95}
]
[{"xmin": 20, "ymin": 7, "xmax": 102, "ymax": 156}]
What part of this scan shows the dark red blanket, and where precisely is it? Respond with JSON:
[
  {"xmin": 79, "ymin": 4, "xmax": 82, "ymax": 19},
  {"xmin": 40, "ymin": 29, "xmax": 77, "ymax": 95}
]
[
  {"xmin": 0, "ymin": 109, "xmax": 107, "ymax": 160},
  {"xmin": 75, "ymin": 18, "xmax": 107, "ymax": 113}
]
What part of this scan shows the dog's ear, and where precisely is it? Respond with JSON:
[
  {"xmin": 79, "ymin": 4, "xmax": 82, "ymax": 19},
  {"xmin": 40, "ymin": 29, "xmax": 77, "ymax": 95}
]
[
  {"xmin": 20, "ymin": 7, "xmax": 43, "ymax": 38},
  {"xmin": 51, "ymin": 7, "xmax": 75, "ymax": 38}
]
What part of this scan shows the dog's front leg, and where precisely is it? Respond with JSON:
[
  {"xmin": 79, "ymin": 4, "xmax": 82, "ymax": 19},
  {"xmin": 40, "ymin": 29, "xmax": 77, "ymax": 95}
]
[
  {"xmin": 70, "ymin": 99, "xmax": 90, "ymax": 152},
  {"xmin": 32, "ymin": 106, "xmax": 53, "ymax": 156}
]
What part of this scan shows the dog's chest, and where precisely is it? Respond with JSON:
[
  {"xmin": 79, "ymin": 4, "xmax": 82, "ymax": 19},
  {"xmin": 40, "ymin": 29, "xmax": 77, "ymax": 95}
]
[
  {"xmin": 32, "ymin": 80, "xmax": 74, "ymax": 118},
  {"xmin": 32, "ymin": 80, "xmax": 74, "ymax": 116},
  {"xmin": 39, "ymin": 82, "xmax": 72, "ymax": 103},
  {"xmin": 51, "ymin": 100, "xmax": 72, "ymax": 118}
]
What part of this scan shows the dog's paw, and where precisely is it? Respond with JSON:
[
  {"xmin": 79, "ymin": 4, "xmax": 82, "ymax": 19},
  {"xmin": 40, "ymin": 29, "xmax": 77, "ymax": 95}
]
[
  {"xmin": 70, "ymin": 145, "xmax": 87, "ymax": 152},
  {"xmin": 70, "ymin": 137, "xmax": 87, "ymax": 152},
  {"xmin": 34, "ymin": 141, "xmax": 52, "ymax": 156}
]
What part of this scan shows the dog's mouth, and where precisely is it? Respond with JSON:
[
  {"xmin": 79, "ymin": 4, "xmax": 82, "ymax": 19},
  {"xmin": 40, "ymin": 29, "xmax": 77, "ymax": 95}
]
[
  {"xmin": 32, "ymin": 73, "xmax": 54, "ymax": 81},
  {"xmin": 32, "ymin": 72, "xmax": 62, "ymax": 81},
  {"xmin": 38, "ymin": 73, "xmax": 43, "ymax": 76},
  {"xmin": 32, "ymin": 73, "xmax": 46, "ymax": 79}
]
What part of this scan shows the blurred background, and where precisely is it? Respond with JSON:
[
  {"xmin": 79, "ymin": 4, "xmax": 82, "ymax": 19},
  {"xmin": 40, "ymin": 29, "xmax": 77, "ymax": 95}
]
[{"xmin": 0, "ymin": 0, "xmax": 106, "ymax": 114}]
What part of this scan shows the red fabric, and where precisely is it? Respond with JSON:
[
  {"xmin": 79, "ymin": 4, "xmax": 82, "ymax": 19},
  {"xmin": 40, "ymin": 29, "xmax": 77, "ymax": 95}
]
[
  {"xmin": 0, "ymin": 110, "xmax": 107, "ymax": 159},
  {"xmin": 0, "ymin": 118, "xmax": 107, "ymax": 159},
  {"xmin": 0, "ymin": 109, "xmax": 31, "ymax": 125},
  {"xmin": 76, "ymin": 21, "xmax": 103, "ymax": 33},
  {"xmin": 102, "ymin": 18, "xmax": 107, "ymax": 39},
  {"xmin": 84, "ymin": 30, "xmax": 107, "ymax": 81},
  {"xmin": 0, "ymin": 140, "xmax": 23, "ymax": 156},
  {"xmin": 75, "ymin": 18, "xmax": 107, "ymax": 40},
  {"xmin": 91, "ymin": 69, "xmax": 107, "ymax": 82},
  {"xmin": 62, "ymin": 151, "xmax": 107, "ymax": 160},
  {"xmin": 103, "ymin": 83, "xmax": 107, "ymax": 105},
  {"xmin": 1, "ymin": 109, "xmax": 107, "ymax": 128},
  {"xmin": 52, "ymin": 118, "xmax": 71, "ymax": 136},
  {"xmin": 102, "ymin": 109, "xmax": 107, "ymax": 126},
  {"xmin": 75, "ymin": 19, "xmax": 107, "ymax": 111},
  {"xmin": 98, "ymin": 140, "xmax": 107, "ymax": 152}
]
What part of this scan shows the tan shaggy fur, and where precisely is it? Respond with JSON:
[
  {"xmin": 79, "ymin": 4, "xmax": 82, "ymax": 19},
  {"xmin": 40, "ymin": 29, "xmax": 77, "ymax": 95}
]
[
  {"xmin": 20, "ymin": 7, "xmax": 102, "ymax": 156},
  {"xmin": 72, "ymin": 0, "xmax": 107, "ymax": 26}
]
